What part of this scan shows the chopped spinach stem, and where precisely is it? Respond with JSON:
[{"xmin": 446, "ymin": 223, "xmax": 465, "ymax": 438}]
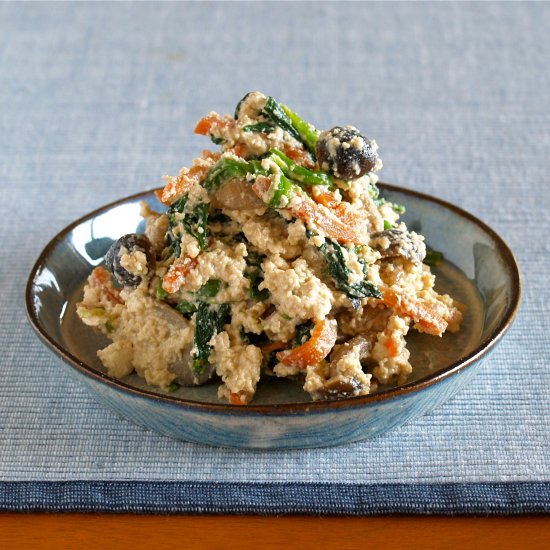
[
  {"xmin": 270, "ymin": 148, "xmax": 333, "ymax": 188},
  {"xmin": 267, "ymin": 173, "xmax": 293, "ymax": 208},
  {"xmin": 157, "ymin": 280, "xmax": 167, "ymax": 300},
  {"xmin": 262, "ymin": 96, "xmax": 302, "ymax": 143},
  {"xmin": 243, "ymin": 122, "xmax": 276, "ymax": 133},
  {"xmin": 262, "ymin": 97, "xmax": 319, "ymax": 158},
  {"xmin": 280, "ymin": 103, "xmax": 319, "ymax": 157}
]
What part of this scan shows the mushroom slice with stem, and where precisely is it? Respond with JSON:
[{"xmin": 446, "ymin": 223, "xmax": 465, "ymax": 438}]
[
  {"xmin": 370, "ymin": 229, "xmax": 426, "ymax": 264},
  {"xmin": 152, "ymin": 301, "xmax": 215, "ymax": 386},
  {"xmin": 304, "ymin": 336, "xmax": 372, "ymax": 400}
]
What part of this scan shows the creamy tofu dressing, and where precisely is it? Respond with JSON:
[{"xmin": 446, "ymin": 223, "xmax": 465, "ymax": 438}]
[{"xmin": 76, "ymin": 92, "xmax": 465, "ymax": 404}]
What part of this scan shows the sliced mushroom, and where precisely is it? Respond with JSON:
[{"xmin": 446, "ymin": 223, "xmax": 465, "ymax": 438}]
[
  {"xmin": 168, "ymin": 347, "xmax": 215, "ymax": 386},
  {"xmin": 370, "ymin": 229, "xmax": 426, "ymax": 264},
  {"xmin": 330, "ymin": 335, "xmax": 371, "ymax": 364},
  {"xmin": 151, "ymin": 301, "xmax": 215, "ymax": 386},
  {"xmin": 315, "ymin": 375, "xmax": 364, "ymax": 400},
  {"xmin": 304, "ymin": 336, "xmax": 372, "ymax": 400}
]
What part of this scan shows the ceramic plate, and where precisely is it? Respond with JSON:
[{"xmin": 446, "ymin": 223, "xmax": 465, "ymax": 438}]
[{"xmin": 26, "ymin": 184, "xmax": 521, "ymax": 448}]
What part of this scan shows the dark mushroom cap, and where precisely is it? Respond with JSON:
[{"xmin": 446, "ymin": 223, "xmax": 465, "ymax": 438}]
[
  {"xmin": 314, "ymin": 375, "xmax": 365, "ymax": 401},
  {"xmin": 104, "ymin": 233, "xmax": 155, "ymax": 287},
  {"xmin": 370, "ymin": 229, "xmax": 426, "ymax": 264},
  {"xmin": 316, "ymin": 126, "xmax": 380, "ymax": 180}
]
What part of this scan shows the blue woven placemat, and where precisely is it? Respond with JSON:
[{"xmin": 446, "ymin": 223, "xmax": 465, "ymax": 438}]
[{"xmin": 1, "ymin": 2, "xmax": 549, "ymax": 514}]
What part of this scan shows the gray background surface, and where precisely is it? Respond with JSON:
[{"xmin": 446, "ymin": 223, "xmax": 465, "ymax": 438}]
[{"xmin": 1, "ymin": 2, "xmax": 548, "ymax": 483}]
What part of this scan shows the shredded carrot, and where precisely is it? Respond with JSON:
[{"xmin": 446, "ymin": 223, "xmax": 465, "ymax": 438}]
[
  {"xmin": 381, "ymin": 290, "xmax": 447, "ymax": 337},
  {"xmin": 194, "ymin": 113, "xmax": 235, "ymax": 136},
  {"xmin": 313, "ymin": 189, "xmax": 340, "ymax": 208},
  {"xmin": 251, "ymin": 175, "xmax": 273, "ymax": 203},
  {"xmin": 277, "ymin": 319, "xmax": 337, "ymax": 369},
  {"xmin": 161, "ymin": 257, "xmax": 198, "ymax": 294},
  {"xmin": 201, "ymin": 150, "xmax": 220, "ymax": 161},
  {"xmin": 250, "ymin": 173, "xmax": 367, "ymax": 244},
  {"xmin": 385, "ymin": 337, "xmax": 399, "ymax": 358},
  {"xmin": 229, "ymin": 393, "xmax": 248, "ymax": 405},
  {"xmin": 89, "ymin": 267, "xmax": 124, "ymax": 305},
  {"xmin": 281, "ymin": 143, "xmax": 315, "ymax": 168},
  {"xmin": 159, "ymin": 151, "xmax": 220, "ymax": 205},
  {"xmin": 290, "ymin": 195, "xmax": 369, "ymax": 245},
  {"xmin": 227, "ymin": 142, "xmax": 248, "ymax": 158}
]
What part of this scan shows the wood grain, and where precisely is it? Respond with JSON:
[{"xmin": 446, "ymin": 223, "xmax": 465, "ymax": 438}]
[{"xmin": 1, "ymin": 514, "xmax": 550, "ymax": 550}]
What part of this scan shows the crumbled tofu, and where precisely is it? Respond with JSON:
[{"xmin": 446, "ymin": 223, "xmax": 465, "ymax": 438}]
[
  {"xmin": 260, "ymin": 257, "xmax": 333, "ymax": 322},
  {"xmin": 77, "ymin": 91, "xmax": 464, "ymax": 405}
]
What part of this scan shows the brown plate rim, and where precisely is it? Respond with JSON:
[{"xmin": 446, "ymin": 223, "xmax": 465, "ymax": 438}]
[{"xmin": 25, "ymin": 183, "xmax": 522, "ymax": 416}]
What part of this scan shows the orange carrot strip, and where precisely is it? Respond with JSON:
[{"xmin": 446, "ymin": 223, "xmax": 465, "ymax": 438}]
[
  {"xmin": 200, "ymin": 150, "xmax": 220, "ymax": 161},
  {"xmin": 159, "ymin": 165, "xmax": 207, "ymax": 206},
  {"xmin": 290, "ymin": 195, "xmax": 368, "ymax": 245},
  {"xmin": 281, "ymin": 143, "xmax": 315, "ymax": 169},
  {"xmin": 251, "ymin": 175, "xmax": 272, "ymax": 201},
  {"xmin": 159, "ymin": 151, "xmax": 220, "ymax": 205},
  {"xmin": 385, "ymin": 337, "xmax": 399, "ymax": 358},
  {"xmin": 229, "ymin": 393, "xmax": 248, "ymax": 405},
  {"xmin": 381, "ymin": 290, "xmax": 447, "ymax": 336},
  {"xmin": 313, "ymin": 189, "xmax": 340, "ymax": 208},
  {"xmin": 194, "ymin": 113, "xmax": 235, "ymax": 136},
  {"xmin": 250, "ymin": 174, "xmax": 367, "ymax": 244},
  {"xmin": 89, "ymin": 267, "xmax": 124, "ymax": 305},
  {"xmin": 227, "ymin": 142, "xmax": 248, "ymax": 158},
  {"xmin": 277, "ymin": 319, "xmax": 337, "ymax": 369},
  {"xmin": 161, "ymin": 257, "xmax": 198, "ymax": 294},
  {"xmin": 90, "ymin": 266, "xmax": 111, "ymax": 287},
  {"xmin": 194, "ymin": 114, "xmax": 217, "ymax": 135}
]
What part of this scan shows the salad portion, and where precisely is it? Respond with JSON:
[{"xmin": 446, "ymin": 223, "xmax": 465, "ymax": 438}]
[{"xmin": 77, "ymin": 92, "xmax": 464, "ymax": 405}]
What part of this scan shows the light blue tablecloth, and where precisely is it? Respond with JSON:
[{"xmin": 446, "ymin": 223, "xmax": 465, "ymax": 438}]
[{"xmin": 1, "ymin": 2, "xmax": 549, "ymax": 513}]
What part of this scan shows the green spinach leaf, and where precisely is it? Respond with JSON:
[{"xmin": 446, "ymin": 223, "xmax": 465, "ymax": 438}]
[
  {"xmin": 192, "ymin": 302, "xmax": 231, "ymax": 373},
  {"xmin": 317, "ymin": 238, "xmax": 381, "ymax": 307}
]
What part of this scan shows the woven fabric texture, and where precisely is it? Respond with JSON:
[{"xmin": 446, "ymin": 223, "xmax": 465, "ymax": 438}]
[{"xmin": 0, "ymin": 2, "xmax": 549, "ymax": 510}]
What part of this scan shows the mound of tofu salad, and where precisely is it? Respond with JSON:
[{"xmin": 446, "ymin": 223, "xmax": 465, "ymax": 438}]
[{"xmin": 77, "ymin": 92, "xmax": 465, "ymax": 405}]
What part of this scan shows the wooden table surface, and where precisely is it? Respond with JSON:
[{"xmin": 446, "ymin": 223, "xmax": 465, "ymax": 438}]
[{"xmin": 1, "ymin": 514, "xmax": 549, "ymax": 549}]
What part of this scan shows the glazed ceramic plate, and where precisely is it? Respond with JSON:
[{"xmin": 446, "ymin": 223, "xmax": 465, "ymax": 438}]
[{"xmin": 26, "ymin": 184, "xmax": 521, "ymax": 448}]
